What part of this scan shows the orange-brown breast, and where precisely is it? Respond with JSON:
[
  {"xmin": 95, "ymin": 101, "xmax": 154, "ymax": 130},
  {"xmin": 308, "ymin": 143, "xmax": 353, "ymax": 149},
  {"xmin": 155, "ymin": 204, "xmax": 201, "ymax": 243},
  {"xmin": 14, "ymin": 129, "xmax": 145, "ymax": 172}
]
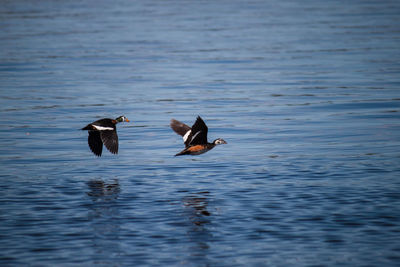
[{"xmin": 187, "ymin": 145, "xmax": 206, "ymax": 153}]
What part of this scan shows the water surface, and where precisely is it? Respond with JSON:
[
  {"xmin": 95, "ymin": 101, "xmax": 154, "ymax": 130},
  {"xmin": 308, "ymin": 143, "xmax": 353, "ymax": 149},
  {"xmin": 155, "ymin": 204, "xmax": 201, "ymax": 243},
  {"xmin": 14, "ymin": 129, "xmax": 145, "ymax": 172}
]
[{"xmin": 1, "ymin": 0, "xmax": 400, "ymax": 266}]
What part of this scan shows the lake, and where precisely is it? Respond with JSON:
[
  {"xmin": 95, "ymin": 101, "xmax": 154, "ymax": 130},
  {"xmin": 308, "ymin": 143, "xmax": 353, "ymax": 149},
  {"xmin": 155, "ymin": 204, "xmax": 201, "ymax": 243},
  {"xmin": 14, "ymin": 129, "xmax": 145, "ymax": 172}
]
[{"xmin": 1, "ymin": 0, "xmax": 400, "ymax": 266}]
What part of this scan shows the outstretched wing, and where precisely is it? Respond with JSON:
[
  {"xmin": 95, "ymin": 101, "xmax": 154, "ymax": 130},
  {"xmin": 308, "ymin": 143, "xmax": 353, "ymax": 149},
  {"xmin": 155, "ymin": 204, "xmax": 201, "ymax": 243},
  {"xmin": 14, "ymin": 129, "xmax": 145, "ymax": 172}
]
[
  {"xmin": 170, "ymin": 119, "xmax": 191, "ymax": 136},
  {"xmin": 100, "ymin": 130, "xmax": 119, "ymax": 154},
  {"xmin": 171, "ymin": 119, "xmax": 193, "ymax": 147},
  {"xmin": 88, "ymin": 131, "xmax": 103, "ymax": 156},
  {"xmin": 188, "ymin": 116, "xmax": 208, "ymax": 145}
]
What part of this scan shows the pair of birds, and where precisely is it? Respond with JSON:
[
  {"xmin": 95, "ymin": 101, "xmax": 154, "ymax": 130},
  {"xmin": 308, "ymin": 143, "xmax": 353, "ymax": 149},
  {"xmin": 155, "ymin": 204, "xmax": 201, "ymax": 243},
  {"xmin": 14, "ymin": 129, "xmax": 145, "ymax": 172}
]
[{"xmin": 82, "ymin": 115, "xmax": 227, "ymax": 157}]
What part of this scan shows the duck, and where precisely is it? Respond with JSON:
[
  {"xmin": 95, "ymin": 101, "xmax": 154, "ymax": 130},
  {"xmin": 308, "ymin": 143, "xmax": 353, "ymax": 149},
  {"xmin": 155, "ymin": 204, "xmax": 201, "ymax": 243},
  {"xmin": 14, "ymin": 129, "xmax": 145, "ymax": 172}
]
[
  {"xmin": 170, "ymin": 116, "xmax": 227, "ymax": 156},
  {"xmin": 81, "ymin": 115, "xmax": 130, "ymax": 156}
]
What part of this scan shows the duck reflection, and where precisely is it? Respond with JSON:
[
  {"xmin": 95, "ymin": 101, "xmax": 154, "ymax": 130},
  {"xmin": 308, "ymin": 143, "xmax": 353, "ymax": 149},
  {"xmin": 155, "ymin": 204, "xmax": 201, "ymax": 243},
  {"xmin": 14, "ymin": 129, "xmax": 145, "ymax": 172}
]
[
  {"xmin": 182, "ymin": 191, "xmax": 211, "ymax": 226},
  {"xmin": 87, "ymin": 179, "xmax": 120, "ymax": 200},
  {"xmin": 86, "ymin": 178, "xmax": 121, "ymax": 264},
  {"xmin": 182, "ymin": 191, "xmax": 213, "ymax": 262}
]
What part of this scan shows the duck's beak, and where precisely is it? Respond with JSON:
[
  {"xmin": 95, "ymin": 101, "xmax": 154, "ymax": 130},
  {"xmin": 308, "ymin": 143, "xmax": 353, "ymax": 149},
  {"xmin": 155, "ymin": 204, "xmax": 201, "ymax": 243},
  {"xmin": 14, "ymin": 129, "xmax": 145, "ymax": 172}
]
[{"xmin": 125, "ymin": 118, "xmax": 130, "ymax": 122}]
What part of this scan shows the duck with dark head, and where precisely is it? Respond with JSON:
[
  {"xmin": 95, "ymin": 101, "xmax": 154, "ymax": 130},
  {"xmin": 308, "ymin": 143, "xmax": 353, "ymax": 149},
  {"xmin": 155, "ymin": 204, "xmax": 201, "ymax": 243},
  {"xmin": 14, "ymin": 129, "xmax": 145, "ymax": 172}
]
[{"xmin": 82, "ymin": 115, "xmax": 130, "ymax": 156}]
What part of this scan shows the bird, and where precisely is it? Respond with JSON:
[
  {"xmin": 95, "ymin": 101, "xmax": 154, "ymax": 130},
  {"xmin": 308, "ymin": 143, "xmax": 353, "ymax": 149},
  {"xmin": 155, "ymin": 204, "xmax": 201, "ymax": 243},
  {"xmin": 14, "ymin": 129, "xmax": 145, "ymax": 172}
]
[
  {"xmin": 170, "ymin": 116, "xmax": 227, "ymax": 156},
  {"xmin": 81, "ymin": 115, "xmax": 130, "ymax": 156}
]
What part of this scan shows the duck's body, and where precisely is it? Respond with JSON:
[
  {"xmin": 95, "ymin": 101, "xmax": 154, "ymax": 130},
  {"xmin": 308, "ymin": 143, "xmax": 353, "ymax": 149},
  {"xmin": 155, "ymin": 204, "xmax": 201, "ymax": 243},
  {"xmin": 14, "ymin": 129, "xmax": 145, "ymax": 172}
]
[
  {"xmin": 82, "ymin": 116, "xmax": 129, "ymax": 156},
  {"xmin": 174, "ymin": 144, "xmax": 216, "ymax": 156},
  {"xmin": 170, "ymin": 116, "xmax": 227, "ymax": 156}
]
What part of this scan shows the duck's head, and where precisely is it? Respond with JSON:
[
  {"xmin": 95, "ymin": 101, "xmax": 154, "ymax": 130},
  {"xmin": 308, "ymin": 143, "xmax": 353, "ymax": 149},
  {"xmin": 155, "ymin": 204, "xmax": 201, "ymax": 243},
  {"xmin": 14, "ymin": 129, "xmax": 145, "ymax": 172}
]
[
  {"xmin": 213, "ymin": 138, "xmax": 227, "ymax": 145},
  {"xmin": 115, "ymin": 115, "xmax": 130, "ymax": 123}
]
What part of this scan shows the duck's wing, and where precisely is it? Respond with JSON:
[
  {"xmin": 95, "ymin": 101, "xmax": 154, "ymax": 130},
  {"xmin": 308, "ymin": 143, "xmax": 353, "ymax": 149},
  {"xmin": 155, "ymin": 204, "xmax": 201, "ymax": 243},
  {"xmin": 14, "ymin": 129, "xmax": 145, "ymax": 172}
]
[
  {"xmin": 171, "ymin": 119, "xmax": 194, "ymax": 147},
  {"xmin": 170, "ymin": 119, "xmax": 191, "ymax": 136},
  {"xmin": 100, "ymin": 130, "xmax": 119, "ymax": 154},
  {"xmin": 188, "ymin": 116, "xmax": 208, "ymax": 145},
  {"xmin": 88, "ymin": 131, "xmax": 103, "ymax": 156}
]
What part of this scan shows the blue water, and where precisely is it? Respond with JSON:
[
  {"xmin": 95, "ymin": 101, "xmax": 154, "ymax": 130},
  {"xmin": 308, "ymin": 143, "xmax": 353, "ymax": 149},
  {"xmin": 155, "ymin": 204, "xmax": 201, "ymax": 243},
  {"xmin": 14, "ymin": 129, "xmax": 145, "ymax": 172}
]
[{"xmin": 1, "ymin": 0, "xmax": 400, "ymax": 266}]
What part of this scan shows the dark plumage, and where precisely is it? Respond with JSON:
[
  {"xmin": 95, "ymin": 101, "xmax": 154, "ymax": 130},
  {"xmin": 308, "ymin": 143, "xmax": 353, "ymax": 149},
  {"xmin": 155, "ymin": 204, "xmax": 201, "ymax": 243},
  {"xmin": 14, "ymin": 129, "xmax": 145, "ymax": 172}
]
[
  {"xmin": 170, "ymin": 116, "xmax": 227, "ymax": 156},
  {"xmin": 81, "ymin": 116, "xmax": 129, "ymax": 156}
]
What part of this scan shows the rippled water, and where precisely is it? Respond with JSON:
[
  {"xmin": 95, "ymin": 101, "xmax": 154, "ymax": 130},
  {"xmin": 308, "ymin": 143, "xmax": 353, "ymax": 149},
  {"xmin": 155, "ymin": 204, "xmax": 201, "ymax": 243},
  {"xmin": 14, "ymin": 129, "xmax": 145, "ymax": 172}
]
[{"xmin": 1, "ymin": 0, "xmax": 400, "ymax": 266}]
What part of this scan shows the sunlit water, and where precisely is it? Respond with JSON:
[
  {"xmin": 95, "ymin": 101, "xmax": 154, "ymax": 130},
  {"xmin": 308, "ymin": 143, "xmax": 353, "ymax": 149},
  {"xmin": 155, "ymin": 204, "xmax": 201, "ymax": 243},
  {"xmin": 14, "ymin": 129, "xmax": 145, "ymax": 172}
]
[{"xmin": 1, "ymin": 0, "xmax": 400, "ymax": 266}]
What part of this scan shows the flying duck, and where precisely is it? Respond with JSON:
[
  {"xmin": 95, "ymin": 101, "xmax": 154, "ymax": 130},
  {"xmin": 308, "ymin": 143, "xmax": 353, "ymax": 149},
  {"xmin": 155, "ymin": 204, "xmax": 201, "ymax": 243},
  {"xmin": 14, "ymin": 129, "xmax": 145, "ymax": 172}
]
[
  {"xmin": 170, "ymin": 116, "xmax": 227, "ymax": 156},
  {"xmin": 82, "ymin": 115, "xmax": 130, "ymax": 156}
]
